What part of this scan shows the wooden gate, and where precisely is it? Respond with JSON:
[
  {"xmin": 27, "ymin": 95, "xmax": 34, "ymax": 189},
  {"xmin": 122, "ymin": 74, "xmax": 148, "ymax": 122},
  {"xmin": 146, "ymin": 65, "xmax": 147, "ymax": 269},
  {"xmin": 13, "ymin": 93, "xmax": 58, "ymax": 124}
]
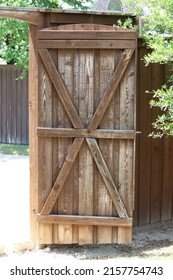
[{"xmin": 34, "ymin": 24, "xmax": 137, "ymax": 244}]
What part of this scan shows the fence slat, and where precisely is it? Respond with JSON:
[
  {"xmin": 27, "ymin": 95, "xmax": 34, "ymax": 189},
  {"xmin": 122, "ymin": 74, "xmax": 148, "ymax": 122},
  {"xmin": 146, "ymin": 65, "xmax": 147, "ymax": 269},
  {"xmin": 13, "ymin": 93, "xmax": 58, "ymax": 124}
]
[{"xmin": 0, "ymin": 65, "xmax": 28, "ymax": 145}]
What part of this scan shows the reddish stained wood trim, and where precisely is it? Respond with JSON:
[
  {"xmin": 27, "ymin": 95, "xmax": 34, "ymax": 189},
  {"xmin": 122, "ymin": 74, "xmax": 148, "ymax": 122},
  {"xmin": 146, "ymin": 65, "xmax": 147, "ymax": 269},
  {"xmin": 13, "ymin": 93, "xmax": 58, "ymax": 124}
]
[
  {"xmin": 38, "ymin": 30, "xmax": 137, "ymax": 40},
  {"xmin": 37, "ymin": 127, "xmax": 135, "ymax": 139},
  {"xmin": 38, "ymin": 214, "xmax": 132, "ymax": 227},
  {"xmin": 37, "ymin": 40, "xmax": 136, "ymax": 49}
]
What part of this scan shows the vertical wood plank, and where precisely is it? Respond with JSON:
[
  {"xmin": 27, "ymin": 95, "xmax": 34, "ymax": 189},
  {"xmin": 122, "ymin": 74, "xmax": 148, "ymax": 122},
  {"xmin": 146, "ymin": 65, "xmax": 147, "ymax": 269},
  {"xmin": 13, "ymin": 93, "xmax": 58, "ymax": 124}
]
[
  {"xmin": 133, "ymin": 46, "xmax": 141, "ymax": 226},
  {"xmin": 161, "ymin": 137, "xmax": 173, "ymax": 221},
  {"xmin": 150, "ymin": 63, "xmax": 163, "ymax": 223},
  {"xmin": 51, "ymin": 49, "xmax": 60, "ymax": 243},
  {"xmin": 78, "ymin": 50, "xmax": 94, "ymax": 244},
  {"xmin": 56, "ymin": 49, "xmax": 74, "ymax": 244},
  {"xmin": 1, "ymin": 67, "xmax": 7, "ymax": 143},
  {"xmin": 97, "ymin": 49, "xmax": 115, "ymax": 244},
  {"xmin": 11, "ymin": 67, "xmax": 17, "ymax": 144},
  {"xmin": 29, "ymin": 24, "xmax": 39, "ymax": 245},
  {"xmin": 16, "ymin": 74, "xmax": 22, "ymax": 144},
  {"xmin": 138, "ymin": 48, "xmax": 152, "ymax": 226},
  {"xmin": 118, "ymin": 52, "xmax": 135, "ymax": 243},
  {"xmin": 6, "ymin": 67, "xmax": 12, "ymax": 143},
  {"xmin": 112, "ymin": 50, "xmax": 121, "ymax": 243},
  {"xmin": 38, "ymin": 54, "xmax": 53, "ymax": 244},
  {"xmin": 161, "ymin": 65, "xmax": 173, "ymax": 221},
  {"xmin": 30, "ymin": 15, "xmax": 46, "ymax": 246},
  {"xmin": 93, "ymin": 49, "xmax": 100, "ymax": 243}
]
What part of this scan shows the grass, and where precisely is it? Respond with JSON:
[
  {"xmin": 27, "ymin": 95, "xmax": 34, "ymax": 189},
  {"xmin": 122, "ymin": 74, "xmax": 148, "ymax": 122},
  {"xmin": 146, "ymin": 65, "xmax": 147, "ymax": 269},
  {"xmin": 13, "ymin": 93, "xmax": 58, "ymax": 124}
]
[{"xmin": 0, "ymin": 144, "xmax": 29, "ymax": 156}]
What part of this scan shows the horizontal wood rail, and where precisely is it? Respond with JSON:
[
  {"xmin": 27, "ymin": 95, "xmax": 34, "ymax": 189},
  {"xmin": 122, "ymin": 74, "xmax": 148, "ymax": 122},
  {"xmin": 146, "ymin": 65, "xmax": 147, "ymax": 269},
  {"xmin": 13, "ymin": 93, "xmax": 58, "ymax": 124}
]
[
  {"xmin": 37, "ymin": 40, "xmax": 136, "ymax": 49},
  {"xmin": 37, "ymin": 214, "xmax": 132, "ymax": 227},
  {"xmin": 37, "ymin": 127, "xmax": 135, "ymax": 139},
  {"xmin": 38, "ymin": 30, "xmax": 137, "ymax": 40}
]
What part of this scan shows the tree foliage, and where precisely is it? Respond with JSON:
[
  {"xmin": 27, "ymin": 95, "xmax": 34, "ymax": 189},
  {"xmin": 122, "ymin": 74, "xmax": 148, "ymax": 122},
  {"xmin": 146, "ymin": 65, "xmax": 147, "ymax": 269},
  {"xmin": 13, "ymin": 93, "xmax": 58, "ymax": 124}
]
[
  {"xmin": 124, "ymin": 0, "xmax": 173, "ymax": 137},
  {"xmin": 0, "ymin": 0, "xmax": 93, "ymax": 77}
]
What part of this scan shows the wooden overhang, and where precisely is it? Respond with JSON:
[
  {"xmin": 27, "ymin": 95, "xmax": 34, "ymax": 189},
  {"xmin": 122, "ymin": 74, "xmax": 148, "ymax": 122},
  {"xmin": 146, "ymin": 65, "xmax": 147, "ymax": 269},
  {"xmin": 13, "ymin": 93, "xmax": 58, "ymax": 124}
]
[{"xmin": 0, "ymin": 6, "xmax": 136, "ymax": 25}]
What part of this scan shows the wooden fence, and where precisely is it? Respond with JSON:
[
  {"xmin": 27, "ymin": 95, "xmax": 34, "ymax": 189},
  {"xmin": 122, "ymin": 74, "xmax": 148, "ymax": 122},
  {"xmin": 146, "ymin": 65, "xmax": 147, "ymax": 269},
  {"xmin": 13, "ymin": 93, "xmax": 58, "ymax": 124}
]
[
  {"xmin": 134, "ymin": 44, "xmax": 173, "ymax": 228},
  {"xmin": 0, "ymin": 44, "xmax": 173, "ymax": 230},
  {"xmin": 0, "ymin": 65, "xmax": 28, "ymax": 145}
]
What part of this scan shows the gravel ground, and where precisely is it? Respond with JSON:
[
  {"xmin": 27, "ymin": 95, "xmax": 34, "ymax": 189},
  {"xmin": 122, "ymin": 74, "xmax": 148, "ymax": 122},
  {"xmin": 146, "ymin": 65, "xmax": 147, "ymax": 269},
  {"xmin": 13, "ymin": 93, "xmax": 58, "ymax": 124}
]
[{"xmin": 0, "ymin": 154, "xmax": 173, "ymax": 260}]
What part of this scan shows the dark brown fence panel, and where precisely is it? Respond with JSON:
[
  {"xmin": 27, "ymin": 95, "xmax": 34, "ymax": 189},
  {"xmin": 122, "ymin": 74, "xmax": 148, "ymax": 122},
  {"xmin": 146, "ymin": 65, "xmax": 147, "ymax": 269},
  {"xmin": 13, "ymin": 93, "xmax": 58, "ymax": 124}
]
[
  {"xmin": 134, "ymin": 44, "xmax": 173, "ymax": 227},
  {"xmin": 0, "ymin": 65, "xmax": 28, "ymax": 145}
]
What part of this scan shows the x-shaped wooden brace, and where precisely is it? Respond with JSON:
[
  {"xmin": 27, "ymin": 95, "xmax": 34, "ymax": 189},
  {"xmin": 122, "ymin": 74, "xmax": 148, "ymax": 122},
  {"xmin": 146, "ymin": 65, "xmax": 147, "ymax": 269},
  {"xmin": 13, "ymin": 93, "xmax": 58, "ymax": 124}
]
[{"xmin": 38, "ymin": 48, "xmax": 134, "ymax": 218}]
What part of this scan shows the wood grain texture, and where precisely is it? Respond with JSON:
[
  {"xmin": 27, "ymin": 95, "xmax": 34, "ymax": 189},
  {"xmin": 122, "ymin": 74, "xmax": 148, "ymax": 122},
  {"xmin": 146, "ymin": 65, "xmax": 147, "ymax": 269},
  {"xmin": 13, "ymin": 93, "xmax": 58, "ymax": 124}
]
[
  {"xmin": 33, "ymin": 23, "xmax": 136, "ymax": 245},
  {"xmin": 37, "ymin": 127, "xmax": 135, "ymax": 139},
  {"xmin": 38, "ymin": 54, "xmax": 53, "ymax": 244},
  {"xmin": 38, "ymin": 215, "xmax": 132, "ymax": 227},
  {"xmin": 88, "ymin": 49, "xmax": 134, "ymax": 130},
  {"xmin": 37, "ymin": 40, "xmax": 136, "ymax": 49},
  {"xmin": 40, "ymin": 138, "xmax": 83, "ymax": 215},
  {"xmin": 38, "ymin": 30, "xmax": 136, "ymax": 40},
  {"xmin": 78, "ymin": 48, "xmax": 94, "ymax": 244},
  {"xmin": 29, "ymin": 24, "xmax": 39, "ymax": 245}
]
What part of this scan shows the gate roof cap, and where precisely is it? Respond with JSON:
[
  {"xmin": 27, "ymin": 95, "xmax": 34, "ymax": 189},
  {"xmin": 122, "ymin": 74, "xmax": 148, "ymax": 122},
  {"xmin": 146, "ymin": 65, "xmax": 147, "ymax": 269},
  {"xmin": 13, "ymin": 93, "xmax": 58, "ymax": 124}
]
[{"xmin": 0, "ymin": 6, "xmax": 135, "ymax": 25}]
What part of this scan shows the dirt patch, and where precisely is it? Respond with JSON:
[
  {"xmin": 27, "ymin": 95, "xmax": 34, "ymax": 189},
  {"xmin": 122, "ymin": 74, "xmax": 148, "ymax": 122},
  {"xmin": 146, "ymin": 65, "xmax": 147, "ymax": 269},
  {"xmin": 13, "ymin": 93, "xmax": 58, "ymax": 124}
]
[{"xmin": 0, "ymin": 222, "xmax": 173, "ymax": 260}]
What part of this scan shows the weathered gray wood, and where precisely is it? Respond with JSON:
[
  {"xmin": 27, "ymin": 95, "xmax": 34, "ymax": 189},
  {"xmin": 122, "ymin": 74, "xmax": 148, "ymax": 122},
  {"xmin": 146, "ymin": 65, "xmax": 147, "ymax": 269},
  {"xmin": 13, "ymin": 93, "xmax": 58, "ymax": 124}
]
[
  {"xmin": 88, "ymin": 49, "xmax": 134, "ymax": 130},
  {"xmin": 86, "ymin": 138, "xmax": 129, "ymax": 218},
  {"xmin": 40, "ymin": 138, "xmax": 84, "ymax": 215},
  {"xmin": 38, "ymin": 215, "xmax": 132, "ymax": 227},
  {"xmin": 37, "ymin": 127, "xmax": 135, "ymax": 139},
  {"xmin": 38, "ymin": 49, "xmax": 83, "ymax": 129}
]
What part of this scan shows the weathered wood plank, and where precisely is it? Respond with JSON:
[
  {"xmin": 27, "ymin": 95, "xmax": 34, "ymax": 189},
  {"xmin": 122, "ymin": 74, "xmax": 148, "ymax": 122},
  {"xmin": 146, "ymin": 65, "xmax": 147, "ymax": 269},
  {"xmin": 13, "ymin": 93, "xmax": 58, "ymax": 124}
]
[
  {"xmin": 37, "ymin": 39, "xmax": 136, "ymax": 49},
  {"xmin": 138, "ymin": 48, "xmax": 152, "ymax": 226},
  {"xmin": 38, "ymin": 215, "xmax": 132, "ymax": 227},
  {"xmin": 50, "ymin": 49, "xmax": 60, "ymax": 244},
  {"xmin": 118, "ymin": 48, "xmax": 135, "ymax": 243},
  {"xmin": 38, "ymin": 55, "xmax": 53, "ymax": 244},
  {"xmin": 78, "ymin": 49, "xmax": 94, "ymax": 244},
  {"xmin": 38, "ymin": 30, "xmax": 137, "ymax": 40},
  {"xmin": 55, "ymin": 49, "xmax": 74, "ymax": 244},
  {"xmin": 111, "ymin": 50, "xmax": 122, "ymax": 242},
  {"xmin": 37, "ymin": 127, "xmax": 135, "ymax": 139},
  {"xmin": 0, "ymin": 9, "xmax": 40, "ymax": 25},
  {"xmin": 96, "ymin": 48, "xmax": 115, "ymax": 243},
  {"xmin": 38, "ymin": 49, "xmax": 83, "ymax": 129},
  {"xmin": 118, "ymin": 227, "xmax": 132, "ymax": 244},
  {"xmin": 40, "ymin": 138, "xmax": 84, "ymax": 215},
  {"xmin": 87, "ymin": 138, "xmax": 128, "ymax": 218},
  {"xmin": 88, "ymin": 49, "xmax": 134, "ymax": 130},
  {"xmin": 29, "ymin": 24, "xmax": 39, "ymax": 246}
]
